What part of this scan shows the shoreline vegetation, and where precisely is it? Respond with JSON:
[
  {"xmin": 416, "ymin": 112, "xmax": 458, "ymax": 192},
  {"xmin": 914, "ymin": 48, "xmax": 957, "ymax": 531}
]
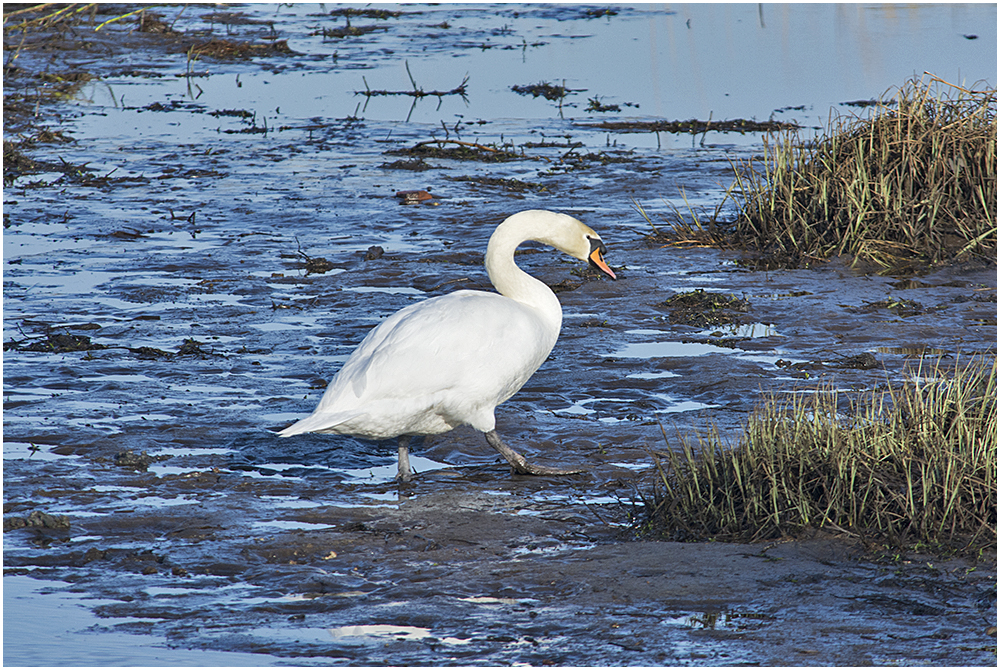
[
  {"xmin": 638, "ymin": 77, "xmax": 996, "ymax": 557},
  {"xmin": 641, "ymin": 74, "xmax": 998, "ymax": 272},
  {"xmin": 639, "ymin": 357, "xmax": 996, "ymax": 558}
]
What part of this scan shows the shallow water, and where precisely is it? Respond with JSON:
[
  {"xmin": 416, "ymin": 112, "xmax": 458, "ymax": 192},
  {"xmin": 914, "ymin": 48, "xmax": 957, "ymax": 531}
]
[{"xmin": 3, "ymin": 3, "xmax": 997, "ymax": 666}]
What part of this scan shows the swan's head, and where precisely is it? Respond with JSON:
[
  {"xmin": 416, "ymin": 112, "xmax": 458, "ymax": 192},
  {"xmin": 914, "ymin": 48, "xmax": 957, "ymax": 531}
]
[{"xmin": 493, "ymin": 210, "xmax": 617, "ymax": 280}]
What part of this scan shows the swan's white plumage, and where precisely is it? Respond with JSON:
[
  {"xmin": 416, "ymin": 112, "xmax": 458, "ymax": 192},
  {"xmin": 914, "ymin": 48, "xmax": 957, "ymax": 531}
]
[
  {"xmin": 280, "ymin": 290, "xmax": 553, "ymax": 439},
  {"xmin": 277, "ymin": 210, "xmax": 615, "ymax": 474}
]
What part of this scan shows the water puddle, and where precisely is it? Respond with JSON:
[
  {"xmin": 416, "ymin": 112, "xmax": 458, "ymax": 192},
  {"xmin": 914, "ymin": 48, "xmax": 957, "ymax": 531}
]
[
  {"xmin": 694, "ymin": 323, "xmax": 780, "ymax": 338},
  {"xmin": 610, "ymin": 340, "xmax": 738, "ymax": 359},
  {"xmin": 338, "ymin": 456, "xmax": 451, "ymax": 483},
  {"xmin": 234, "ymin": 455, "xmax": 451, "ymax": 487},
  {"xmin": 250, "ymin": 519, "xmax": 337, "ymax": 532},
  {"xmin": 2, "ymin": 575, "xmax": 270, "ymax": 667},
  {"xmin": 4, "ymin": 441, "xmax": 81, "ymax": 462},
  {"xmin": 551, "ymin": 393, "xmax": 717, "ymax": 421},
  {"xmin": 344, "ymin": 285, "xmax": 426, "ymax": 296},
  {"xmin": 249, "ymin": 623, "xmax": 473, "ymax": 646},
  {"xmin": 626, "ymin": 370, "xmax": 679, "ymax": 380}
]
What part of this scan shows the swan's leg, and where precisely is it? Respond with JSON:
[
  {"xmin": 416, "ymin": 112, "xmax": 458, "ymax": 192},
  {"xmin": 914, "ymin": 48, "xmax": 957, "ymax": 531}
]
[
  {"xmin": 483, "ymin": 430, "xmax": 585, "ymax": 476},
  {"xmin": 396, "ymin": 436, "xmax": 413, "ymax": 482}
]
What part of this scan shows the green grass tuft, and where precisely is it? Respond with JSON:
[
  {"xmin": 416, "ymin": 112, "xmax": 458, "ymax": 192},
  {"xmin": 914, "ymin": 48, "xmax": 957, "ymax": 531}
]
[
  {"xmin": 641, "ymin": 356, "xmax": 997, "ymax": 556},
  {"xmin": 641, "ymin": 75, "xmax": 997, "ymax": 270}
]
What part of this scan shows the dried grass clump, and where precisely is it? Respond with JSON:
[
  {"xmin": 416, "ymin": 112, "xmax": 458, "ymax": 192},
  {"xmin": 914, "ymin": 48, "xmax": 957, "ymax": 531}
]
[
  {"xmin": 733, "ymin": 75, "xmax": 997, "ymax": 267},
  {"xmin": 642, "ymin": 356, "xmax": 997, "ymax": 556}
]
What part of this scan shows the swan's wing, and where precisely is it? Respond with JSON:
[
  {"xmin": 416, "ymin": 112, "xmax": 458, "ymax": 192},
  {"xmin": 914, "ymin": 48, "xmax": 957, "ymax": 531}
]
[
  {"xmin": 295, "ymin": 290, "xmax": 555, "ymax": 435},
  {"xmin": 332, "ymin": 290, "xmax": 552, "ymax": 403}
]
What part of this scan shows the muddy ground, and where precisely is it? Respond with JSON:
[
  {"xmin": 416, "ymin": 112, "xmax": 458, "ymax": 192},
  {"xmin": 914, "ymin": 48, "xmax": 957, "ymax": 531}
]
[{"xmin": 3, "ymin": 4, "xmax": 997, "ymax": 666}]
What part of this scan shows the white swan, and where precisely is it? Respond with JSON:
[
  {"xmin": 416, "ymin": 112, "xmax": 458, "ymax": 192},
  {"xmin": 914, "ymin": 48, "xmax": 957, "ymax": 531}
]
[{"xmin": 278, "ymin": 209, "xmax": 617, "ymax": 480}]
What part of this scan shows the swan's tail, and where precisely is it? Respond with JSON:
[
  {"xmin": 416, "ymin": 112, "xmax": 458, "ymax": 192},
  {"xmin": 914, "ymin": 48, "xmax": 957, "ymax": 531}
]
[{"xmin": 276, "ymin": 410, "xmax": 361, "ymax": 437}]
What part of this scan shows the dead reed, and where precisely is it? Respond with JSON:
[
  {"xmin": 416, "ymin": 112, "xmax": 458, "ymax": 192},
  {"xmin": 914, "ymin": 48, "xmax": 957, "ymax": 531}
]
[
  {"xmin": 641, "ymin": 356, "xmax": 997, "ymax": 556},
  {"xmin": 645, "ymin": 75, "xmax": 997, "ymax": 269}
]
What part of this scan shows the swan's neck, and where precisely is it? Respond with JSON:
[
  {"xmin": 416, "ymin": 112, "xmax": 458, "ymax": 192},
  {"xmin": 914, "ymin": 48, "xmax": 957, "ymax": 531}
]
[{"xmin": 484, "ymin": 219, "xmax": 563, "ymax": 332}]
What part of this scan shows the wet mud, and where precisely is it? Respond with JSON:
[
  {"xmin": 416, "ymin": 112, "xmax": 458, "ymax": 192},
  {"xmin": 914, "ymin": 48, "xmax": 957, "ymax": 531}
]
[{"xmin": 3, "ymin": 3, "xmax": 997, "ymax": 666}]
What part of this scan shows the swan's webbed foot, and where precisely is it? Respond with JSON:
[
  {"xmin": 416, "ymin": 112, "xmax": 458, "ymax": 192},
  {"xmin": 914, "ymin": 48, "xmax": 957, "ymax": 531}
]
[
  {"xmin": 483, "ymin": 430, "xmax": 585, "ymax": 476},
  {"xmin": 396, "ymin": 436, "xmax": 413, "ymax": 482}
]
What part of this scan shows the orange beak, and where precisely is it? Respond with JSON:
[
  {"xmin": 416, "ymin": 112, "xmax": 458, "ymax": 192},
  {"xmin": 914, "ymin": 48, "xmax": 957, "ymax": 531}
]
[{"xmin": 588, "ymin": 244, "xmax": 617, "ymax": 280}]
